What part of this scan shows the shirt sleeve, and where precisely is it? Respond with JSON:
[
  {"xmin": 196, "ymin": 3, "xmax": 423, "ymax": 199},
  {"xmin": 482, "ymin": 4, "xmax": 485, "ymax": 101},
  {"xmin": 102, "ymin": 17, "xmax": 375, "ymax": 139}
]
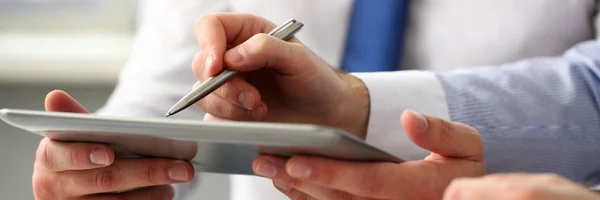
[
  {"xmin": 355, "ymin": 40, "xmax": 600, "ymax": 186},
  {"xmin": 95, "ymin": 0, "xmax": 230, "ymax": 119},
  {"xmin": 436, "ymin": 40, "xmax": 600, "ymax": 186},
  {"xmin": 351, "ymin": 71, "xmax": 450, "ymax": 160},
  {"xmin": 93, "ymin": 1, "xmax": 231, "ymax": 200}
]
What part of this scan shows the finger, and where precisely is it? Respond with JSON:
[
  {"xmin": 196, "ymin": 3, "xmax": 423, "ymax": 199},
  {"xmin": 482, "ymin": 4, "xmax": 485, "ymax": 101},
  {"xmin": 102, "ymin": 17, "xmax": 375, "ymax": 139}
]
[
  {"xmin": 45, "ymin": 90, "xmax": 89, "ymax": 113},
  {"xmin": 191, "ymin": 77, "xmax": 263, "ymax": 111},
  {"xmin": 274, "ymin": 181, "xmax": 372, "ymax": 200},
  {"xmin": 253, "ymin": 155, "xmax": 376, "ymax": 200},
  {"xmin": 260, "ymin": 110, "xmax": 485, "ymax": 199},
  {"xmin": 282, "ymin": 155, "xmax": 403, "ymax": 199},
  {"xmin": 223, "ymin": 33, "xmax": 315, "ymax": 76},
  {"xmin": 191, "ymin": 46, "xmax": 222, "ymax": 82},
  {"xmin": 87, "ymin": 185, "xmax": 174, "ymax": 200},
  {"xmin": 277, "ymin": 154, "xmax": 479, "ymax": 199},
  {"xmin": 401, "ymin": 109, "xmax": 483, "ymax": 161},
  {"xmin": 35, "ymin": 138, "xmax": 115, "ymax": 171},
  {"xmin": 259, "ymin": 158, "xmax": 355, "ymax": 200},
  {"xmin": 203, "ymin": 113, "xmax": 230, "ymax": 122},
  {"xmin": 193, "ymin": 13, "xmax": 278, "ymax": 78},
  {"xmin": 195, "ymin": 92, "xmax": 267, "ymax": 121},
  {"xmin": 61, "ymin": 158, "xmax": 194, "ymax": 196}
]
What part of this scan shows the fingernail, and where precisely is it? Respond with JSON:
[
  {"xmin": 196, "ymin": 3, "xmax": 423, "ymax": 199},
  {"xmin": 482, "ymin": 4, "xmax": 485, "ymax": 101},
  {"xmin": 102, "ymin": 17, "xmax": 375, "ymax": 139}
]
[
  {"xmin": 288, "ymin": 162, "xmax": 312, "ymax": 179},
  {"xmin": 90, "ymin": 149, "xmax": 109, "ymax": 165},
  {"xmin": 274, "ymin": 181, "xmax": 291, "ymax": 191},
  {"xmin": 250, "ymin": 104, "xmax": 265, "ymax": 120},
  {"xmin": 411, "ymin": 110, "xmax": 428, "ymax": 131},
  {"xmin": 168, "ymin": 161, "xmax": 189, "ymax": 181},
  {"xmin": 225, "ymin": 47, "xmax": 244, "ymax": 64},
  {"xmin": 256, "ymin": 160, "xmax": 277, "ymax": 178},
  {"xmin": 239, "ymin": 92, "xmax": 255, "ymax": 110}
]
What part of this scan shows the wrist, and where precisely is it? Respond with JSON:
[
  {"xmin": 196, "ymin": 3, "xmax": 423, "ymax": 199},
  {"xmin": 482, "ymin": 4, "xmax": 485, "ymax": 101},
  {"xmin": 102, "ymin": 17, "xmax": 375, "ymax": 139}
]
[{"xmin": 333, "ymin": 73, "xmax": 370, "ymax": 139}]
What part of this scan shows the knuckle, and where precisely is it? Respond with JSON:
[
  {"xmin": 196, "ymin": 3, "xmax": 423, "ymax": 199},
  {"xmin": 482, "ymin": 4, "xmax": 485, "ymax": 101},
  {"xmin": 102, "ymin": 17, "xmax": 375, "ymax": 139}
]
[
  {"xmin": 95, "ymin": 168, "xmax": 116, "ymax": 191},
  {"xmin": 194, "ymin": 13, "xmax": 218, "ymax": 33},
  {"xmin": 191, "ymin": 52, "xmax": 204, "ymax": 78},
  {"xmin": 143, "ymin": 165, "xmax": 160, "ymax": 184},
  {"xmin": 252, "ymin": 34, "xmax": 273, "ymax": 50},
  {"xmin": 286, "ymin": 178, "xmax": 304, "ymax": 189},
  {"xmin": 36, "ymin": 139, "xmax": 54, "ymax": 170},
  {"xmin": 424, "ymin": 119, "xmax": 454, "ymax": 153},
  {"xmin": 208, "ymin": 98, "xmax": 225, "ymax": 114},
  {"xmin": 213, "ymin": 102, "xmax": 230, "ymax": 117},
  {"xmin": 215, "ymin": 85, "xmax": 232, "ymax": 99},
  {"xmin": 437, "ymin": 120, "xmax": 454, "ymax": 142},
  {"xmin": 318, "ymin": 171, "xmax": 335, "ymax": 186},
  {"xmin": 202, "ymin": 97, "xmax": 240, "ymax": 119},
  {"xmin": 223, "ymin": 105, "xmax": 238, "ymax": 118},
  {"xmin": 249, "ymin": 34, "xmax": 275, "ymax": 59},
  {"xmin": 357, "ymin": 168, "xmax": 383, "ymax": 196},
  {"xmin": 198, "ymin": 96, "xmax": 223, "ymax": 114},
  {"xmin": 458, "ymin": 122, "xmax": 482, "ymax": 142},
  {"xmin": 289, "ymin": 42, "xmax": 311, "ymax": 59},
  {"xmin": 463, "ymin": 123, "xmax": 480, "ymax": 136},
  {"xmin": 68, "ymin": 147, "xmax": 84, "ymax": 168},
  {"xmin": 455, "ymin": 122, "xmax": 480, "ymax": 135},
  {"xmin": 455, "ymin": 122, "xmax": 484, "ymax": 155}
]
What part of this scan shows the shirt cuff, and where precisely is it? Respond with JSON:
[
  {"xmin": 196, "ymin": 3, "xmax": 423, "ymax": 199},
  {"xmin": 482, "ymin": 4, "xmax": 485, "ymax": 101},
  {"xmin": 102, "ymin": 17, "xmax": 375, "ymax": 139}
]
[{"xmin": 351, "ymin": 70, "xmax": 450, "ymax": 160}]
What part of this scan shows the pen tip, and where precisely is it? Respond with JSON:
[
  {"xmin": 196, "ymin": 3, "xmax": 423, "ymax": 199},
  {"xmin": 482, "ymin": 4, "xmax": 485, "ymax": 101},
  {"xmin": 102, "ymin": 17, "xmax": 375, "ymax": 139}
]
[{"xmin": 165, "ymin": 113, "xmax": 173, "ymax": 117}]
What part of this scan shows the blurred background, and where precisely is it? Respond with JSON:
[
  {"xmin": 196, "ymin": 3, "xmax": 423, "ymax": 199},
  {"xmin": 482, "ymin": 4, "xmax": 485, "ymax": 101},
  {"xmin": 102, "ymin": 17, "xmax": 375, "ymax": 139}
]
[{"xmin": 0, "ymin": 0, "xmax": 228, "ymax": 199}]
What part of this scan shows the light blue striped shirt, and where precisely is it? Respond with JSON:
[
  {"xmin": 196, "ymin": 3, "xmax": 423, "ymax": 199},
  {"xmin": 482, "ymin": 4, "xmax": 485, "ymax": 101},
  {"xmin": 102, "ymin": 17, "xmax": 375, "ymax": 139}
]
[{"xmin": 436, "ymin": 40, "xmax": 600, "ymax": 187}]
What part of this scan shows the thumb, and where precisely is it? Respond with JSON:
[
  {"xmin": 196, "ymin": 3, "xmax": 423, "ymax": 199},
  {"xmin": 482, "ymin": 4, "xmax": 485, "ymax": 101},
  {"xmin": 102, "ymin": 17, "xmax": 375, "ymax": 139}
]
[
  {"xmin": 401, "ymin": 109, "xmax": 483, "ymax": 161},
  {"xmin": 44, "ymin": 90, "xmax": 89, "ymax": 113}
]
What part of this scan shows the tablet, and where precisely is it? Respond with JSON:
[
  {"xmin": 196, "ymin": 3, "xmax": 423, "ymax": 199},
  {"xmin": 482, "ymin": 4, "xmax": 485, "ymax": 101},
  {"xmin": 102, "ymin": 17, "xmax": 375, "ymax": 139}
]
[{"xmin": 0, "ymin": 108, "xmax": 402, "ymax": 175}]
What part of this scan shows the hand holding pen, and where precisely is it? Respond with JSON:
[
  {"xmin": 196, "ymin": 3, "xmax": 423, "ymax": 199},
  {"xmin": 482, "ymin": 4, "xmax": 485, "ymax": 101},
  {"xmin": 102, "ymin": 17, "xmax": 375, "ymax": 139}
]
[
  {"xmin": 167, "ymin": 18, "xmax": 304, "ymax": 117},
  {"xmin": 171, "ymin": 13, "xmax": 371, "ymax": 138}
]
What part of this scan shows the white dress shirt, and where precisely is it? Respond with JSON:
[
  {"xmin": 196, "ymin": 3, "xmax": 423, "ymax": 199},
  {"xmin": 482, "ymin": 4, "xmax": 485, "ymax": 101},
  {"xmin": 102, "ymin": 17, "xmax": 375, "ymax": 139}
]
[{"xmin": 95, "ymin": 0, "xmax": 598, "ymax": 199}]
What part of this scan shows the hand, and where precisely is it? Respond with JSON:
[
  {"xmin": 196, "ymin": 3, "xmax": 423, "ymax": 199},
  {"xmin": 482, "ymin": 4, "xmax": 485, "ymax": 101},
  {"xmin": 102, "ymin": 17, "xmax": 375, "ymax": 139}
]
[
  {"xmin": 444, "ymin": 173, "xmax": 600, "ymax": 200},
  {"xmin": 32, "ymin": 90, "xmax": 195, "ymax": 200},
  {"xmin": 252, "ymin": 110, "xmax": 486, "ymax": 200},
  {"xmin": 192, "ymin": 13, "xmax": 370, "ymax": 138}
]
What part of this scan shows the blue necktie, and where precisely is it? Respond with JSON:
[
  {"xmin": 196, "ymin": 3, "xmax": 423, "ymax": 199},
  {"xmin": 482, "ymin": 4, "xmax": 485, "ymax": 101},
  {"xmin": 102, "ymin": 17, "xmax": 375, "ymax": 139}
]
[{"xmin": 341, "ymin": 0, "xmax": 410, "ymax": 72}]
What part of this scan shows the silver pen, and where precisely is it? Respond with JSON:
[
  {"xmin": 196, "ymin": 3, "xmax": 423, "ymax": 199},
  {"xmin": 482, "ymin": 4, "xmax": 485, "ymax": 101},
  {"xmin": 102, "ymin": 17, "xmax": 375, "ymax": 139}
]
[{"xmin": 166, "ymin": 18, "xmax": 304, "ymax": 117}]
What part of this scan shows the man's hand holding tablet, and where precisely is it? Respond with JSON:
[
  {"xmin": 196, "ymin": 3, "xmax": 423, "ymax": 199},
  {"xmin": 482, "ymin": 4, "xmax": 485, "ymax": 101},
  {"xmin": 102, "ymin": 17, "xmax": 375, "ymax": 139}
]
[{"xmin": 31, "ymin": 91, "xmax": 194, "ymax": 200}]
